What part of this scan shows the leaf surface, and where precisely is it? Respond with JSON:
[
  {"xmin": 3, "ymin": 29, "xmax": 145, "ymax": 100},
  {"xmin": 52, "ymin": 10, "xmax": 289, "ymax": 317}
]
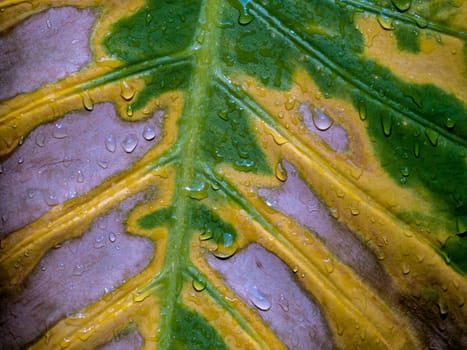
[{"xmin": 0, "ymin": 0, "xmax": 466, "ymax": 348}]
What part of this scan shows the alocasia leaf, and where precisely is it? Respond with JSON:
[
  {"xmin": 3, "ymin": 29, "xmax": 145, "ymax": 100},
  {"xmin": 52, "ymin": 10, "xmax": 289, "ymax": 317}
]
[{"xmin": 0, "ymin": 0, "xmax": 466, "ymax": 348}]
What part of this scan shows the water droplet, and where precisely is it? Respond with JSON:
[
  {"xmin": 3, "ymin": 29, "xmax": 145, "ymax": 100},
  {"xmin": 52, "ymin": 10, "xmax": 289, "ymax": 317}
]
[
  {"xmin": 391, "ymin": 0, "xmax": 411, "ymax": 12},
  {"xmin": 248, "ymin": 285, "xmax": 271, "ymax": 311},
  {"xmin": 377, "ymin": 15, "xmax": 394, "ymax": 30},
  {"xmin": 121, "ymin": 134, "xmax": 138, "ymax": 153},
  {"xmin": 77, "ymin": 169, "xmax": 85, "ymax": 183},
  {"xmin": 126, "ymin": 104, "xmax": 134, "ymax": 117},
  {"xmin": 145, "ymin": 11, "xmax": 152, "ymax": 24},
  {"xmin": 456, "ymin": 215, "xmax": 467, "ymax": 235},
  {"xmin": 401, "ymin": 166, "xmax": 410, "ymax": 177},
  {"xmin": 358, "ymin": 102, "xmax": 367, "ymax": 121},
  {"xmin": 425, "ymin": 128, "xmax": 439, "ymax": 146},
  {"xmin": 143, "ymin": 125, "xmax": 156, "ymax": 141},
  {"xmin": 381, "ymin": 114, "xmax": 392, "ymax": 136},
  {"xmin": 292, "ymin": 265, "xmax": 299, "ymax": 273},
  {"xmin": 437, "ymin": 300, "xmax": 449, "ymax": 319},
  {"xmin": 60, "ymin": 337, "xmax": 71, "ymax": 349},
  {"xmin": 186, "ymin": 182, "xmax": 208, "ymax": 200},
  {"xmin": 312, "ymin": 108, "xmax": 333, "ymax": 131},
  {"xmin": 34, "ymin": 133, "xmax": 46, "ymax": 147},
  {"xmin": 105, "ymin": 134, "xmax": 116, "ymax": 153},
  {"xmin": 199, "ymin": 228, "xmax": 213, "ymax": 241},
  {"xmin": 278, "ymin": 294, "xmax": 289, "ymax": 312},
  {"xmin": 81, "ymin": 93, "xmax": 94, "ymax": 112},
  {"xmin": 17, "ymin": 156, "xmax": 24, "ymax": 164},
  {"xmin": 45, "ymin": 193, "xmax": 59, "ymax": 206},
  {"xmin": 284, "ymin": 97, "xmax": 296, "ymax": 110},
  {"xmin": 133, "ymin": 290, "xmax": 150, "ymax": 302},
  {"xmin": 445, "ymin": 117, "xmax": 455, "ymax": 129},
  {"xmin": 192, "ymin": 274, "xmax": 207, "ymax": 292},
  {"xmin": 120, "ymin": 80, "xmax": 135, "ymax": 101},
  {"xmin": 350, "ymin": 206, "xmax": 360, "ymax": 216},
  {"xmin": 237, "ymin": 1, "xmax": 254, "ymax": 25},
  {"xmin": 275, "ymin": 161, "xmax": 287, "ymax": 182},
  {"xmin": 94, "ymin": 234, "xmax": 106, "ymax": 249},
  {"xmin": 402, "ymin": 263, "xmax": 410, "ymax": 275},
  {"xmin": 324, "ymin": 257, "xmax": 334, "ymax": 273},
  {"xmin": 411, "ymin": 14, "xmax": 428, "ymax": 28},
  {"xmin": 97, "ymin": 159, "xmax": 109, "ymax": 169},
  {"xmin": 53, "ymin": 123, "xmax": 68, "ymax": 139},
  {"xmin": 108, "ymin": 232, "xmax": 116, "ymax": 243},
  {"xmin": 414, "ymin": 142, "xmax": 420, "ymax": 157},
  {"xmin": 213, "ymin": 232, "xmax": 237, "ymax": 259}
]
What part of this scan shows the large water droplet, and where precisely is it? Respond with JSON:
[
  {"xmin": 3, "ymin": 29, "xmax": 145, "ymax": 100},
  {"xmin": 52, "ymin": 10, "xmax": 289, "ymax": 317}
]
[
  {"xmin": 425, "ymin": 128, "xmax": 439, "ymax": 146},
  {"xmin": 248, "ymin": 285, "xmax": 271, "ymax": 311},
  {"xmin": 391, "ymin": 0, "xmax": 411, "ymax": 12},
  {"xmin": 377, "ymin": 15, "xmax": 394, "ymax": 30},
  {"xmin": 192, "ymin": 274, "xmax": 207, "ymax": 292},
  {"xmin": 381, "ymin": 115, "xmax": 392, "ymax": 136},
  {"xmin": 120, "ymin": 80, "xmax": 135, "ymax": 101},
  {"xmin": 105, "ymin": 134, "xmax": 116, "ymax": 153},
  {"xmin": 275, "ymin": 161, "xmax": 287, "ymax": 182},
  {"xmin": 143, "ymin": 125, "xmax": 156, "ymax": 141},
  {"xmin": 186, "ymin": 182, "xmax": 208, "ymax": 200},
  {"xmin": 53, "ymin": 123, "xmax": 68, "ymax": 139},
  {"xmin": 213, "ymin": 232, "xmax": 237, "ymax": 259},
  {"xmin": 238, "ymin": 1, "xmax": 254, "ymax": 25},
  {"xmin": 121, "ymin": 134, "xmax": 138, "ymax": 153},
  {"xmin": 312, "ymin": 108, "xmax": 333, "ymax": 131}
]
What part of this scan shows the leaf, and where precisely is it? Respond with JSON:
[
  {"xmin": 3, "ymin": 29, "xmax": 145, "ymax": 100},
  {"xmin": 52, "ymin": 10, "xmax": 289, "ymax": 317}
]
[{"xmin": 0, "ymin": 0, "xmax": 466, "ymax": 349}]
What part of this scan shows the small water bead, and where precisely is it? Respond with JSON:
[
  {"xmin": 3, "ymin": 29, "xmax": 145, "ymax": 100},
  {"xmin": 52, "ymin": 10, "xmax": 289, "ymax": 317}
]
[
  {"xmin": 238, "ymin": 0, "xmax": 254, "ymax": 25},
  {"xmin": 414, "ymin": 142, "xmax": 420, "ymax": 157},
  {"xmin": 33, "ymin": 133, "xmax": 45, "ymax": 147},
  {"xmin": 121, "ymin": 134, "xmax": 138, "ymax": 153},
  {"xmin": 425, "ymin": 128, "xmax": 439, "ymax": 146},
  {"xmin": 248, "ymin": 286, "xmax": 271, "ymax": 311},
  {"xmin": 143, "ymin": 125, "xmax": 157, "ymax": 141},
  {"xmin": 377, "ymin": 15, "xmax": 394, "ymax": 30},
  {"xmin": 381, "ymin": 115, "xmax": 392, "ymax": 137},
  {"xmin": 275, "ymin": 161, "xmax": 287, "ymax": 182},
  {"xmin": 278, "ymin": 294, "xmax": 289, "ymax": 312},
  {"xmin": 400, "ymin": 166, "xmax": 410, "ymax": 177},
  {"xmin": 17, "ymin": 156, "xmax": 24, "ymax": 164},
  {"xmin": 192, "ymin": 274, "xmax": 207, "ymax": 292},
  {"xmin": 358, "ymin": 102, "xmax": 367, "ymax": 121},
  {"xmin": 213, "ymin": 232, "xmax": 237, "ymax": 259},
  {"xmin": 94, "ymin": 235, "xmax": 106, "ymax": 249},
  {"xmin": 45, "ymin": 193, "xmax": 59, "ymax": 206},
  {"xmin": 53, "ymin": 123, "xmax": 68, "ymax": 139},
  {"xmin": 120, "ymin": 80, "xmax": 135, "ymax": 101},
  {"xmin": 97, "ymin": 160, "xmax": 109, "ymax": 169},
  {"xmin": 199, "ymin": 228, "xmax": 213, "ymax": 241},
  {"xmin": 186, "ymin": 182, "xmax": 208, "ymax": 200},
  {"xmin": 105, "ymin": 134, "xmax": 117, "ymax": 153},
  {"xmin": 126, "ymin": 104, "xmax": 134, "ymax": 118},
  {"xmin": 81, "ymin": 93, "xmax": 94, "ymax": 112},
  {"xmin": 391, "ymin": 0, "xmax": 411, "ymax": 12},
  {"xmin": 312, "ymin": 108, "xmax": 333, "ymax": 131},
  {"xmin": 108, "ymin": 232, "xmax": 117, "ymax": 243},
  {"xmin": 445, "ymin": 117, "xmax": 456, "ymax": 129},
  {"xmin": 77, "ymin": 169, "xmax": 85, "ymax": 183}
]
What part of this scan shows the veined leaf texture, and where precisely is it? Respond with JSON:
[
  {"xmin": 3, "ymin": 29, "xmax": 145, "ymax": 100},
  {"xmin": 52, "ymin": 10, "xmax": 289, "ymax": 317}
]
[{"xmin": 0, "ymin": 0, "xmax": 466, "ymax": 348}]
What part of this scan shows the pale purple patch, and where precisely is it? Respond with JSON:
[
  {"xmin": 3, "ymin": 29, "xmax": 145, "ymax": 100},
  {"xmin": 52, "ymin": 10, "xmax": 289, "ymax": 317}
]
[
  {"xmin": 208, "ymin": 244, "xmax": 333, "ymax": 350},
  {"xmin": 0, "ymin": 103, "xmax": 164, "ymax": 236}
]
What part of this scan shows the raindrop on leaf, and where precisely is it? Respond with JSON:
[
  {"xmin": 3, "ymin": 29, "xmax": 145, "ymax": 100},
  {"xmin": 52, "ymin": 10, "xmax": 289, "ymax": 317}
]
[
  {"xmin": 121, "ymin": 134, "xmax": 138, "ymax": 153},
  {"xmin": 248, "ymin": 285, "xmax": 271, "ymax": 311}
]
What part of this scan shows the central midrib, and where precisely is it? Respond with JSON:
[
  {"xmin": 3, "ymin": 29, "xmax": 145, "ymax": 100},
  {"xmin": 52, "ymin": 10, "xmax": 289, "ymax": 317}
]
[{"xmin": 156, "ymin": 0, "xmax": 223, "ymax": 347}]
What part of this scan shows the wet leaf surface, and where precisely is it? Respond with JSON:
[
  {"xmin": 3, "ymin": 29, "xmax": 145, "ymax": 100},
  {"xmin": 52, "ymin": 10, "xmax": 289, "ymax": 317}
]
[{"xmin": 0, "ymin": 0, "xmax": 466, "ymax": 349}]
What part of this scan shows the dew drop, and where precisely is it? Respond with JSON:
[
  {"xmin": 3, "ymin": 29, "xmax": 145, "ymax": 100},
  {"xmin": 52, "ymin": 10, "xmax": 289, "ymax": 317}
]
[
  {"xmin": 350, "ymin": 206, "xmax": 360, "ymax": 216},
  {"xmin": 145, "ymin": 11, "xmax": 152, "ymax": 24},
  {"xmin": 391, "ymin": 0, "xmax": 411, "ymax": 12},
  {"xmin": 199, "ymin": 228, "xmax": 213, "ymax": 241},
  {"xmin": 278, "ymin": 294, "xmax": 289, "ymax": 312},
  {"xmin": 275, "ymin": 161, "xmax": 287, "ymax": 182},
  {"xmin": 425, "ymin": 128, "xmax": 439, "ymax": 146},
  {"xmin": 81, "ymin": 93, "xmax": 94, "ymax": 112},
  {"xmin": 381, "ymin": 114, "xmax": 392, "ymax": 137},
  {"xmin": 126, "ymin": 104, "xmax": 134, "ymax": 118},
  {"xmin": 377, "ymin": 15, "xmax": 394, "ymax": 30},
  {"xmin": 94, "ymin": 234, "xmax": 106, "ymax": 249},
  {"xmin": 213, "ymin": 232, "xmax": 237, "ymax": 259},
  {"xmin": 186, "ymin": 182, "xmax": 208, "ymax": 200},
  {"xmin": 323, "ymin": 257, "xmax": 334, "ymax": 273},
  {"xmin": 45, "ymin": 193, "xmax": 59, "ymax": 206},
  {"xmin": 121, "ymin": 134, "xmax": 138, "ymax": 153},
  {"xmin": 120, "ymin": 80, "xmax": 135, "ymax": 101},
  {"xmin": 238, "ymin": 1, "xmax": 254, "ymax": 25},
  {"xmin": 437, "ymin": 300, "xmax": 449, "ymax": 319},
  {"xmin": 35, "ymin": 133, "xmax": 46, "ymax": 147},
  {"xmin": 192, "ymin": 274, "xmax": 207, "ymax": 292},
  {"xmin": 358, "ymin": 102, "xmax": 367, "ymax": 121},
  {"xmin": 77, "ymin": 169, "xmax": 85, "ymax": 183},
  {"xmin": 248, "ymin": 285, "xmax": 271, "ymax": 311},
  {"xmin": 411, "ymin": 14, "xmax": 428, "ymax": 28},
  {"xmin": 108, "ymin": 232, "xmax": 116, "ymax": 243},
  {"xmin": 105, "ymin": 134, "xmax": 117, "ymax": 153},
  {"xmin": 53, "ymin": 123, "xmax": 68, "ymax": 139},
  {"xmin": 414, "ymin": 142, "xmax": 420, "ymax": 158},
  {"xmin": 17, "ymin": 156, "xmax": 24, "ymax": 164},
  {"xmin": 143, "ymin": 125, "xmax": 157, "ymax": 141},
  {"xmin": 97, "ymin": 159, "xmax": 109, "ymax": 169},
  {"xmin": 400, "ymin": 166, "xmax": 410, "ymax": 177},
  {"xmin": 284, "ymin": 97, "xmax": 296, "ymax": 110},
  {"xmin": 445, "ymin": 117, "xmax": 456, "ymax": 129},
  {"xmin": 292, "ymin": 265, "xmax": 299, "ymax": 273},
  {"xmin": 401, "ymin": 263, "xmax": 410, "ymax": 275},
  {"xmin": 312, "ymin": 108, "xmax": 333, "ymax": 131}
]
